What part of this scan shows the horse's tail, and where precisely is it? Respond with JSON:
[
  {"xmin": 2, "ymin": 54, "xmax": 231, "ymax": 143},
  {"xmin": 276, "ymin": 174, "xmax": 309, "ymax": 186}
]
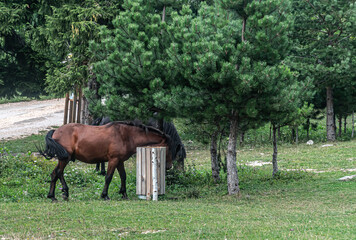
[{"xmin": 37, "ymin": 130, "xmax": 69, "ymax": 161}]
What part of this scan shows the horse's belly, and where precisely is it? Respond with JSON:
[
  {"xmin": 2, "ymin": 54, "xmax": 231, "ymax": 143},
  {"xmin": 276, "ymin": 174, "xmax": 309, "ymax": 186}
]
[{"xmin": 75, "ymin": 153, "xmax": 108, "ymax": 164}]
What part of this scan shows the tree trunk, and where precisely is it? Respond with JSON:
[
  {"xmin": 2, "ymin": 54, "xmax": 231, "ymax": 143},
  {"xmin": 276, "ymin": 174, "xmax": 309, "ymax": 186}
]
[
  {"xmin": 272, "ymin": 124, "xmax": 278, "ymax": 177},
  {"xmin": 210, "ymin": 131, "xmax": 220, "ymax": 183},
  {"xmin": 269, "ymin": 124, "xmax": 272, "ymax": 141},
  {"xmin": 226, "ymin": 111, "xmax": 240, "ymax": 195},
  {"xmin": 81, "ymin": 96, "xmax": 90, "ymax": 125},
  {"xmin": 306, "ymin": 118, "xmax": 310, "ymax": 139},
  {"xmin": 291, "ymin": 127, "xmax": 295, "ymax": 143},
  {"xmin": 295, "ymin": 126, "xmax": 299, "ymax": 144},
  {"xmin": 344, "ymin": 116, "xmax": 347, "ymax": 134},
  {"xmin": 277, "ymin": 126, "xmax": 281, "ymax": 141},
  {"xmin": 326, "ymin": 86, "xmax": 336, "ymax": 141},
  {"xmin": 338, "ymin": 116, "xmax": 342, "ymax": 138},
  {"xmin": 81, "ymin": 65, "xmax": 100, "ymax": 124},
  {"xmin": 352, "ymin": 111, "xmax": 355, "ymax": 138},
  {"xmin": 239, "ymin": 132, "xmax": 245, "ymax": 146}
]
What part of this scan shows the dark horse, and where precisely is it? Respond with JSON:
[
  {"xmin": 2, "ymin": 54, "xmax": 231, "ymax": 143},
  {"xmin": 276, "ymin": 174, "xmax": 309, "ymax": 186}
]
[{"xmin": 38, "ymin": 121, "xmax": 173, "ymax": 201}]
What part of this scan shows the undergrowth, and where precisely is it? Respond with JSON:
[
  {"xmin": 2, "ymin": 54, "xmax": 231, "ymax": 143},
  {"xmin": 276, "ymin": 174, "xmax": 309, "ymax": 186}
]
[{"xmin": 0, "ymin": 146, "xmax": 316, "ymax": 203}]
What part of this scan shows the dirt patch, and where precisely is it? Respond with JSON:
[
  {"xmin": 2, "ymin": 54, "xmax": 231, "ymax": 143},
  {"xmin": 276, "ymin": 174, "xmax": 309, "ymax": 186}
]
[{"xmin": 0, "ymin": 99, "xmax": 64, "ymax": 140}]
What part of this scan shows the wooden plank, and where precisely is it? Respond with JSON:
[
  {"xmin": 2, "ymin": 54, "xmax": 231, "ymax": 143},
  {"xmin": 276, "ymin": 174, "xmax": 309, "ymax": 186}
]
[
  {"xmin": 68, "ymin": 99, "xmax": 73, "ymax": 123},
  {"xmin": 161, "ymin": 147, "xmax": 166, "ymax": 195},
  {"xmin": 152, "ymin": 148, "xmax": 158, "ymax": 201},
  {"xmin": 141, "ymin": 147, "xmax": 146, "ymax": 195},
  {"xmin": 146, "ymin": 147, "xmax": 151, "ymax": 200},
  {"xmin": 76, "ymin": 88, "xmax": 82, "ymax": 123},
  {"xmin": 157, "ymin": 148, "xmax": 161, "ymax": 194},
  {"xmin": 63, "ymin": 93, "xmax": 69, "ymax": 125},
  {"xmin": 136, "ymin": 147, "xmax": 141, "ymax": 195},
  {"xmin": 72, "ymin": 89, "xmax": 77, "ymax": 123}
]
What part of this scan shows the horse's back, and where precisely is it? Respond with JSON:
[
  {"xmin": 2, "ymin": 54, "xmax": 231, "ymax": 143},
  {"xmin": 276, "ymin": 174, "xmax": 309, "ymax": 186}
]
[{"xmin": 52, "ymin": 123, "xmax": 120, "ymax": 163}]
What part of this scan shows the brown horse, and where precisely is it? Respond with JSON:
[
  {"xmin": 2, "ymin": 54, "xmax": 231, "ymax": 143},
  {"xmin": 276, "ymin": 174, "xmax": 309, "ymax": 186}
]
[{"xmin": 38, "ymin": 121, "xmax": 173, "ymax": 201}]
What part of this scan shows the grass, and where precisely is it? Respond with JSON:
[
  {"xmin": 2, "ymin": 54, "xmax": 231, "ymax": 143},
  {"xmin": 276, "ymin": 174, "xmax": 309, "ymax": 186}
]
[
  {"xmin": 0, "ymin": 135, "xmax": 355, "ymax": 239},
  {"xmin": 0, "ymin": 95, "xmax": 56, "ymax": 104}
]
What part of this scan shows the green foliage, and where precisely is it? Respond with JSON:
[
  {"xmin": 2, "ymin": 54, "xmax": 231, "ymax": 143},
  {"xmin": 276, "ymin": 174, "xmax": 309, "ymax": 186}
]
[
  {"xmin": 90, "ymin": 0, "xmax": 180, "ymax": 121},
  {"xmin": 289, "ymin": 0, "xmax": 356, "ymax": 135},
  {"xmin": 0, "ymin": 1, "xmax": 53, "ymax": 98},
  {"xmin": 41, "ymin": 0, "xmax": 123, "ymax": 95}
]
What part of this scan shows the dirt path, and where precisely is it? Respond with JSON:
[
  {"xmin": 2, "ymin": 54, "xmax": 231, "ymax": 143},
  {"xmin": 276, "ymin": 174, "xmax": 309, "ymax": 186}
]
[{"xmin": 0, "ymin": 98, "xmax": 64, "ymax": 140}]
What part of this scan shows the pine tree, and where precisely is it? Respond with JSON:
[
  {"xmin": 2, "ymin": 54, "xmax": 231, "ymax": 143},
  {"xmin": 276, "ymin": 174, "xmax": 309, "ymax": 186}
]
[
  {"xmin": 291, "ymin": 0, "xmax": 355, "ymax": 141},
  {"xmin": 90, "ymin": 0, "xmax": 182, "ymax": 122},
  {"xmin": 163, "ymin": 1, "xmax": 295, "ymax": 194}
]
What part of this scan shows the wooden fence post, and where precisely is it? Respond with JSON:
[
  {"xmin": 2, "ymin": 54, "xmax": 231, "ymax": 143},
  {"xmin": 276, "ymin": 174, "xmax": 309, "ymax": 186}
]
[
  {"xmin": 136, "ymin": 147, "xmax": 166, "ymax": 200},
  {"xmin": 77, "ymin": 88, "xmax": 82, "ymax": 123},
  {"xmin": 63, "ymin": 93, "xmax": 69, "ymax": 125}
]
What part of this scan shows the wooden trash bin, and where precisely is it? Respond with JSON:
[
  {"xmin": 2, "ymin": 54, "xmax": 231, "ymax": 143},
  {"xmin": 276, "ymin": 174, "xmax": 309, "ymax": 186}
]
[{"xmin": 136, "ymin": 147, "xmax": 166, "ymax": 200}]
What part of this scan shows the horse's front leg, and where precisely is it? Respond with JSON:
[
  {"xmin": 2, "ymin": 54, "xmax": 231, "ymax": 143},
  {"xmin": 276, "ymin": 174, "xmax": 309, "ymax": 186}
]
[
  {"xmin": 95, "ymin": 162, "xmax": 106, "ymax": 175},
  {"xmin": 101, "ymin": 159, "xmax": 117, "ymax": 200},
  {"xmin": 117, "ymin": 161, "xmax": 127, "ymax": 199},
  {"xmin": 100, "ymin": 162, "xmax": 106, "ymax": 176}
]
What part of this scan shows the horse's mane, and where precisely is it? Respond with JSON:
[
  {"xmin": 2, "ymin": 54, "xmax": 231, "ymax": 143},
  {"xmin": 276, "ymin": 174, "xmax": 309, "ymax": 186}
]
[
  {"xmin": 106, "ymin": 120, "xmax": 165, "ymax": 136},
  {"xmin": 146, "ymin": 119, "xmax": 186, "ymax": 161},
  {"xmin": 162, "ymin": 121, "xmax": 186, "ymax": 160},
  {"xmin": 105, "ymin": 121, "xmax": 173, "ymax": 151}
]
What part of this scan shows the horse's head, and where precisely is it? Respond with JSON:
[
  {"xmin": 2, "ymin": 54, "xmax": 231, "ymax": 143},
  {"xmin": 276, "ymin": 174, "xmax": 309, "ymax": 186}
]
[
  {"xmin": 163, "ymin": 135, "xmax": 173, "ymax": 170},
  {"xmin": 175, "ymin": 143, "xmax": 186, "ymax": 162},
  {"xmin": 165, "ymin": 148, "xmax": 173, "ymax": 169}
]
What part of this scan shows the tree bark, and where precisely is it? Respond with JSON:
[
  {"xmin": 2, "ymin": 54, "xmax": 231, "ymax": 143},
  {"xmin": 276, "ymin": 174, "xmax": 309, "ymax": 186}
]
[
  {"xmin": 338, "ymin": 116, "xmax": 342, "ymax": 138},
  {"xmin": 226, "ymin": 111, "xmax": 240, "ymax": 195},
  {"xmin": 210, "ymin": 131, "xmax": 220, "ymax": 183},
  {"xmin": 81, "ymin": 65, "xmax": 100, "ymax": 124},
  {"xmin": 326, "ymin": 86, "xmax": 336, "ymax": 141},
  {"xmin": 295, "ymin": 126, "xmax": 299, "ymax": 144},
  {"xmin": 352, "ymin": 111, "xmax": 355, "ymax": 138},
  {"xmin": 291, "ymin": 127, "xmax": 295, "ymax": 143},
  {"xmin": 272, "ymin": 124, "xmax": 278, "ymax": 177},
  {"xmin": 344, "ymin": 116, "xmax": 347, "ymax": 134},
  {"xmin": 269, "ymin": 124, "xmax": 272, "ymax": 140},
  {"xmin": 81, "ymin": 96, "xmax": 90, "ymax": 125},
  {"xmin": 239, "ymin": 132, "xmax": 245, "ymax": 146}
]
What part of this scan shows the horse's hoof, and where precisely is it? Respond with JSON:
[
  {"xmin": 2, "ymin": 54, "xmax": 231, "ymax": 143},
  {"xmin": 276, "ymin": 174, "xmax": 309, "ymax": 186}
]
[
  {"xmin": 62, "ymin": 195, "xmax": 69, "ymax": 201},
  {"xmin": 51, "ymin": 198, "xmax": 58, "ymax": 202},
  {"xmin": 101, "ymin": 195, "xmax": 110, "ymax": 201},
  {"xmin": 100, "ymin": 171, "xmax": 106, "ymax": 176}
]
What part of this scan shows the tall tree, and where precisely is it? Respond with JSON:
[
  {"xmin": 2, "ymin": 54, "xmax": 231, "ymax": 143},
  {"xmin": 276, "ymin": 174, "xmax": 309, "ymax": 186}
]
[
  {"xmin": 291, "ymin": 0, "xmax": 355, "ymax": 141},
  {"xmin": 162, "ymin": 0, "xmax": 295, "ymax": 194}
]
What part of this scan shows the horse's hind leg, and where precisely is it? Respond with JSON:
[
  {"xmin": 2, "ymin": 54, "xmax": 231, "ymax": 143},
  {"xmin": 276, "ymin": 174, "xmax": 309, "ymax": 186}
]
[
  {"xmin": 117, "ymin": 161, "xmax": 127, "ymax": 199},
  {"xmin": 101, "ymin": 160, "xmax": 117, "ymax": 200},
  {"xmin": 58, "ymin": 161, "xmax": 69, "ymax": 200},
  {"xmin": 48, "ymin": 160, "xmax": 68, "ymax": 202},
  {"xmin": 48, "ymin": 164, "xmax": 60, "ymax": 201}
]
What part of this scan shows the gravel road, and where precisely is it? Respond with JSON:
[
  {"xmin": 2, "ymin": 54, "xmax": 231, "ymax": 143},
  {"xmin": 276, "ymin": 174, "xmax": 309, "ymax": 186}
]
[{"xmin": 0, "ymin": 99, "xmax": 64, "ymax": 140}]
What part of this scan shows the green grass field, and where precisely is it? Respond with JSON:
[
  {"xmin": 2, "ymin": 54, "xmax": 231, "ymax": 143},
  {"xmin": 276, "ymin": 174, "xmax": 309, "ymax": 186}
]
[{"xmin": 0, "ymin": 134, "xmax": 355, "ymax": 239}]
